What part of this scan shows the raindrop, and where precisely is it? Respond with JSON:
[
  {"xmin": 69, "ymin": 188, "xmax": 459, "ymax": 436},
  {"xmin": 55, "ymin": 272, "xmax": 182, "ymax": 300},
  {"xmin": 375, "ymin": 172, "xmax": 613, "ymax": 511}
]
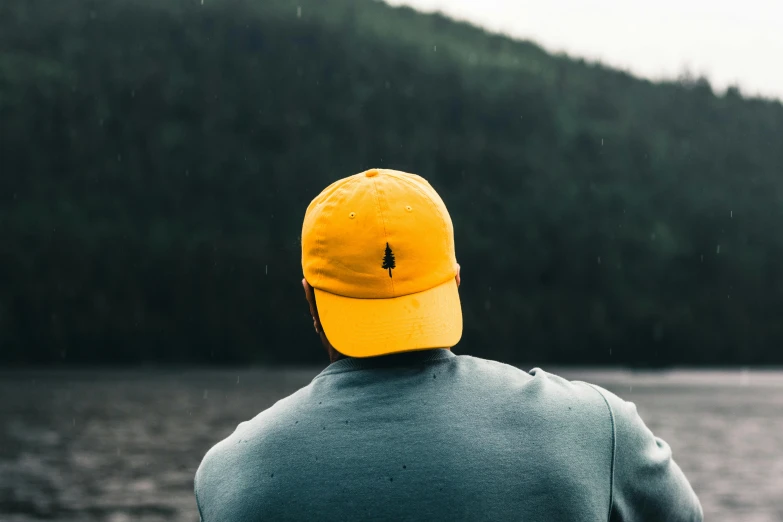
[
  {"xmin": 730, "ymin": 210, "xmax": 733, "ymax": 218},
  {"xmin": 203, "ymin": 390, "xmax": 209, "ymax": 399},
  {"xmin": 597, "ymin": 257, "xmax": 601, "ymax": 264},
  {"xmin": 716, "ymin": 245, "xmax": 721, "ymax": 254},
  {"xmin": 236, "ymin": 376, "xmax": 240, "ymax": 384},
  {"xmin": 433, "ymin": 45, "xmax": 437, "ymax": 52},
  {"xmin": 265, "ymin": 265, "xmax": 268, "ymax": 275},
  {"xmin": 601, "ymin": 138, "xmax": 604, "ymax": 146},
  {"xmin": 297, "ymin": 6, "xmax": 301, "ymax": 18}
]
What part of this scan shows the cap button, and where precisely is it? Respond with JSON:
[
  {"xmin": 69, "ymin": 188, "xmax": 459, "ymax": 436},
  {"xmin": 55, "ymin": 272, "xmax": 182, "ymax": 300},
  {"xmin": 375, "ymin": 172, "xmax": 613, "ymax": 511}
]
[{"xmin": 365, "ymin": 169, "xmax": 379, "ymax": 178}]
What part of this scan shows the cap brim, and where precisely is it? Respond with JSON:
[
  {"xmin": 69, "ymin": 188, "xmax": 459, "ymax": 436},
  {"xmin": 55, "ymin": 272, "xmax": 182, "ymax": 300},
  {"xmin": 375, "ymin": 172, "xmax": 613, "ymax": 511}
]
[{"xmin": 314, "ymin": 278, "xmax": 462, "ymax": 358}]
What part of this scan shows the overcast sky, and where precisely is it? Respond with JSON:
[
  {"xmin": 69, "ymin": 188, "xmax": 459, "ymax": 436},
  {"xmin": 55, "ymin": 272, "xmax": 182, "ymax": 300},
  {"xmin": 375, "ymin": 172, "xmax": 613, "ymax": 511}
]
[{"xmin": 384, "ymin": 0, "xmax": 782, "ymax": 101}]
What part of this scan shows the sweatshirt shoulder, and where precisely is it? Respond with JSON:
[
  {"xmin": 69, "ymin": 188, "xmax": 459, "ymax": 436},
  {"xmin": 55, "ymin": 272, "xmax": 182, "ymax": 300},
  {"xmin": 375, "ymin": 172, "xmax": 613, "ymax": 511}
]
[
  {"xmin": 576, "ymin": 381, "xmax": 644, "ymax": 434},
  {"xmin": 453, "ymin": 356, "xmax": 613, "ymax": 413},
  {"xmin": 194, "ymin": 383, "xmax": 315, "ymax": 506}
]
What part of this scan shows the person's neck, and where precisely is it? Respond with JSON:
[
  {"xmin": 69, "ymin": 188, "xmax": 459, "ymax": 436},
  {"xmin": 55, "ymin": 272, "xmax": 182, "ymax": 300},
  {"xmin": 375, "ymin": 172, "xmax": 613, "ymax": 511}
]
[
  {"xmin": 327, "ymin": 345, "xmax": 347, "ymax": 363},
  {"xmin": 334, "ymin": 348, "xmax": 452, "ymax": 365}
]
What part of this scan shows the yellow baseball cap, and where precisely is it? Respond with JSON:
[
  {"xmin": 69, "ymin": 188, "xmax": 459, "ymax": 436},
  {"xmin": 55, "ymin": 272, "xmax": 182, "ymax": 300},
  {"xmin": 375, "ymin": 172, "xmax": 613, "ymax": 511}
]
[{"xmin": 301, "ymin": 168, "xmax": 462, "ymax": 358}]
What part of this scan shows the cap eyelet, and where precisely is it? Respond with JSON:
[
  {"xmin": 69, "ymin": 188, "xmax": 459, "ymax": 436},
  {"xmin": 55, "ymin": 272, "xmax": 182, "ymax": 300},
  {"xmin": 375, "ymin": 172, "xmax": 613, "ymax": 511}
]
[
  {"xmin": 349, "ymin": 212, "xmax": 356, "ymax": 219},
  {"xmin": 405, "ymin": 206, "xmax": 412, "ymax": 212}
]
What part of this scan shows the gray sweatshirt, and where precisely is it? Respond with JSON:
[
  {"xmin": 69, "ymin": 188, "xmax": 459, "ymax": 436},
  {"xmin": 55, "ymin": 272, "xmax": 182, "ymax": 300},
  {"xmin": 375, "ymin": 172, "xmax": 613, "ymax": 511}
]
[{"xmin": 195, "ymin": 349, "xmax": 703, "ymax": 521}]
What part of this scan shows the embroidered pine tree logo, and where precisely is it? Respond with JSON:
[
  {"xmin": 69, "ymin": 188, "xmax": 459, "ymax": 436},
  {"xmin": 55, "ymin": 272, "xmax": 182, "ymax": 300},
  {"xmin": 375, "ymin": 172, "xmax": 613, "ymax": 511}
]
[{"xmin": 382, "ymin": 242, "xmax": 395, "ymax": 277}]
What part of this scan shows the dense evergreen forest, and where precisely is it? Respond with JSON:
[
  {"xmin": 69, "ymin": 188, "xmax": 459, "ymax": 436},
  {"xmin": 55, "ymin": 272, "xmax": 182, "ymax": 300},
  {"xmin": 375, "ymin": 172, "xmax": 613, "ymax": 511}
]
[{"xmin": 2, "ymin": 0, "xmax": 782, "ymax": 366}]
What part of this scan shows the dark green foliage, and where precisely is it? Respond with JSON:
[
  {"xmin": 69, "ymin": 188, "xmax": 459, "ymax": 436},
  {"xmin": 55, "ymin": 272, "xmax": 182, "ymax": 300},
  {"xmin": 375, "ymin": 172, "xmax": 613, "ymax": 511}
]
[
  {"xmin": 1, "ymin": 0, "xmax": 782, "ymax": 365},
  {"xmin": 382, "ymin": 243, "xmax": 395, "ymax": 277}
]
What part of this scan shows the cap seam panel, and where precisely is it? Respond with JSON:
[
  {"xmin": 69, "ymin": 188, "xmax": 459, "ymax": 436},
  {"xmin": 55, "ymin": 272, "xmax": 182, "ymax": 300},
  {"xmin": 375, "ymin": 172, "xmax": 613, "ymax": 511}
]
[
  {"xmin": 314, "ymin": 176, "xmax": 361, "ymax": 288},
  {"xmin": 371, "ymin": 177, "xmax": 395, "ymax": 295},
  {"xmin": 393, "ymin": 173, "xmax": 449, "ymax": 240},
  {"xmin": 392, "ymin": 173, "xmax": 455, "ymax": 273}
]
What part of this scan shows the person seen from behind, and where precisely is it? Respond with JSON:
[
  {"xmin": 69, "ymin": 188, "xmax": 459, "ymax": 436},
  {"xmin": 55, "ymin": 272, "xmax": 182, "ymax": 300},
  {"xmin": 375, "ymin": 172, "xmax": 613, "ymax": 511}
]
[{"xmin": 195, "ymin": 168, "xmax": 703, "ymax": 521}]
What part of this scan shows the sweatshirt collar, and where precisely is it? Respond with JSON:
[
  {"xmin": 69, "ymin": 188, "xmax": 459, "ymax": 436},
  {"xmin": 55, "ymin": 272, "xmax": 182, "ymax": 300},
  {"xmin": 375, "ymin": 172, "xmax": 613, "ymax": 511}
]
[{"xmin": 316, "ymin": 348, "xmax": 455, "ymax": 377}]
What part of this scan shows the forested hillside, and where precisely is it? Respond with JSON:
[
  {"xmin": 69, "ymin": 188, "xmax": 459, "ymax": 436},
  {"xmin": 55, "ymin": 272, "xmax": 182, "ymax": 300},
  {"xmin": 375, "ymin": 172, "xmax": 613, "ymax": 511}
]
[{"xmin": 2, "ymin": 0, "xmax": 782, "ymax": 365}]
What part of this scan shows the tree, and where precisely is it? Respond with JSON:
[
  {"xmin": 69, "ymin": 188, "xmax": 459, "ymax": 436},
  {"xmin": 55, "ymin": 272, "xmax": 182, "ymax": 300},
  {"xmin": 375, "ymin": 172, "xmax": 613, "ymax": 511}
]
[
  {"xmin": 382, "ymin": 243, "xmax": 395, "ymax": 277},
  {"xmin": 3, "ymin": 0, "xmax": 783, "ymax": 365}
]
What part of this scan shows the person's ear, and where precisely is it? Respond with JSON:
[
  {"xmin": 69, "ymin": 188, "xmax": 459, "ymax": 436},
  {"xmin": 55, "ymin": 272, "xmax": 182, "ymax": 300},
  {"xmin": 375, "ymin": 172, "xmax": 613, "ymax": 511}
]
[
  {"xmin": 455, "ymin": 264, "xmax": 461, "ymax": 288},
  {"xmin": 302, "ymin": 278, "xmax": 322, "ymax": 334}
]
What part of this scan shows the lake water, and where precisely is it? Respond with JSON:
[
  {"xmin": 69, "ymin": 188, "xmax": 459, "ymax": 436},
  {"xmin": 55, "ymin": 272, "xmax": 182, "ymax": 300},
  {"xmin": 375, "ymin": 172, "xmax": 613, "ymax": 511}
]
[{"xmin": 1, "ymin": 367, "xmax": 781, "ymax": 521}]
